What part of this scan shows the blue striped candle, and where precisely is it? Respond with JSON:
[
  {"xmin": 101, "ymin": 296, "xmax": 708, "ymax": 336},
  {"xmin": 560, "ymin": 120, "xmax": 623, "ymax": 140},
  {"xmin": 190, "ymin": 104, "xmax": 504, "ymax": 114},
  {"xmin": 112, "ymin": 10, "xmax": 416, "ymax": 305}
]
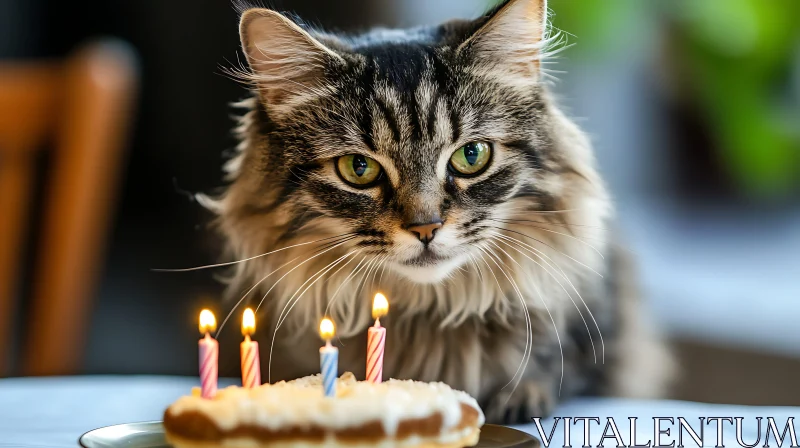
[
  {"xmin": 319, "ymin": 317, "xmax": 338, "ymax": 397},
  {"xmin": 320, "ymin": 344, "xmax": 338, "ymax": 397}
]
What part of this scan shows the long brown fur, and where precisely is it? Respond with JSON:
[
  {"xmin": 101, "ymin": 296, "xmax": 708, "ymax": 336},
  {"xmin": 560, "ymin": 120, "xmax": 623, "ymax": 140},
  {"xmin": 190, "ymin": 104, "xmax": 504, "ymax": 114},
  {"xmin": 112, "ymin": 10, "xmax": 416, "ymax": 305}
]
[{"xmin": 199, "ymin": 0, "xmax": 675, "ymax": 423}]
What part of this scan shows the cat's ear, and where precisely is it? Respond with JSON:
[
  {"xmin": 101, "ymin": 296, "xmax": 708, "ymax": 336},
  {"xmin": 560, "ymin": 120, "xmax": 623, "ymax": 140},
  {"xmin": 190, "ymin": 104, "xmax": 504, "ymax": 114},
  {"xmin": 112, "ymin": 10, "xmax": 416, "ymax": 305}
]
[
  {"xmin": 239, "ymin": 8, "xmax": 343, "ymax": 109},
  {"xmin": 457, "ymin": 0, "xmax": 549, "ymax": 78}
]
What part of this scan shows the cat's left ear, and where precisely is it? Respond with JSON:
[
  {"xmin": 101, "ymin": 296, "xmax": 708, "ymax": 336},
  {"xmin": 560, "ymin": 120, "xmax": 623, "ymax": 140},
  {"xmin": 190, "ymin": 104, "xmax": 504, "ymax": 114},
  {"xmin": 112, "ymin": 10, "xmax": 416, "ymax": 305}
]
[
  {"xmin": 458, "ymin": 0, "xmax": 549, "ymax": 78},
  {"xmin": 239, "ymin": 8, "xmax": 343, "ymax": 111}
]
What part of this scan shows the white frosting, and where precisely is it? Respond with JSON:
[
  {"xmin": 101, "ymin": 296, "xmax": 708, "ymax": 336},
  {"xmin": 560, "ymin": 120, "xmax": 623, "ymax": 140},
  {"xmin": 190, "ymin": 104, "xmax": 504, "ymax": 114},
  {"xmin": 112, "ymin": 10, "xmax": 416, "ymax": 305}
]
[{"xmin": 168, "ymin": 372, "xmax": 485, "ymax": 438}]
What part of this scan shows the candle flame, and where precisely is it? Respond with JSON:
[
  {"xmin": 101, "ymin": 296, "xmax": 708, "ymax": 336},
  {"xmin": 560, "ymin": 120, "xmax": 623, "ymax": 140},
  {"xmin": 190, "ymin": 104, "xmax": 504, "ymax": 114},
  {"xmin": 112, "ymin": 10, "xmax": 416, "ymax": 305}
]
[
  {"xmin": 319, "ymin": 317, "xmax": 335, "ymax": 341},
  {"xmin": 199, "ymin": 309, "xmax": 216, "ymax": 334},
  {"xmin": 242, "ymin": 308, "xmax": 256, "ymax": 336},
  {"xmin": 372, "ymin": 292, "xmax": 389, "ymax": 320}
]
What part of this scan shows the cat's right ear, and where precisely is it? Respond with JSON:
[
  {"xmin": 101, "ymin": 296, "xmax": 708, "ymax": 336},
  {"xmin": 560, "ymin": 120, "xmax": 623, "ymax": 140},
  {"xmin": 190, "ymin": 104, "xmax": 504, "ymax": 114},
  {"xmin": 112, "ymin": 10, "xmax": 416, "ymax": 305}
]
[
  {"xmin": 457, "ymin": 0, "xmax": 549, "ymax": 80},
  {"xmin": 239, "ymin": 9, "xmax": 343, "ymax": 111}
]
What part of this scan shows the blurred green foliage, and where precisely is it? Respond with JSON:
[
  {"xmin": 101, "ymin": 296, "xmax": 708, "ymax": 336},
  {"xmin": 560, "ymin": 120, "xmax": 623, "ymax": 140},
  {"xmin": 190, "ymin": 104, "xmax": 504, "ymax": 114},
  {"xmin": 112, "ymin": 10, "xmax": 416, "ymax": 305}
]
[
  {"xmin": 545, "ymin": 0, "xmax": 645, "ymax": 59},
  {"xmin": 665, "ymin": 0, "xmax": 800, "ymax": 199},
  {"xmin": 491, "ymin": 0, "xmax": 800, "ymax": 199}
]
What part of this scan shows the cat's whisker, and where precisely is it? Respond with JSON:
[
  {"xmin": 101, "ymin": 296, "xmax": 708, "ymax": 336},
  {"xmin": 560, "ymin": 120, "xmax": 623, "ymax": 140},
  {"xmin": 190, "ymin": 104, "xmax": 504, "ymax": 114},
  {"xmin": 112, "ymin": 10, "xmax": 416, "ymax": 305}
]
[
  {"xmin": 485, "ymin": 240, "xmax": 565, "ymax": 397},
  {"xmin": 499, "ymin": 204, "xmax": 581, "ymax": 214},
  {"xmin": 489, "ymin": 225, "xmax": 604, "ymax": 278},
  {"xmin": 504, "ymin": 219, "xmax": 622, "ymax": 256},
  {"xmin": 215, "ymin": 233, "xmax": 356, "ymax": 335},
  {"xmin": 447, "ymin": 261, "xmax": 469, "ymax": 285},
  {"xmin": 496, "ymin": 204, "xmax": 548, "ymax": 214},
  {"xmin": 539, "ymin": 70, "xmax": 562, "ymax": 85},
  {"xmin": 351, "ymin": 256, "xmax": 376, "ymax": 298},
  {"xmin": 490, "ymin": 234, "xmax": 599, "ymax": 364},
  {"xmin": 326, "ymin": 254, "xmax": 381, "ymax": 337},
  {"xmin": 325, "ymin": 250, "xmax": 365, "ymax": 347},
  {"xmin": 467, "ymin": 253, "xmax": 485, "ymax": 283},
  {"xmin": 345, "ymin": 255, "xmax": 382, "ymax": 332},
  {"xmin": 325, "ymin": 256, "xmax": 368, "ymax": 318},
  {"xmin": 272, "ymin": 251, "xmax": 357, "ymax": 350},
  {"xmin": 324, "ymin": 253, "xmax": 363, "ymax": 347},
  {"xmin": 473, "ymin": 249, "xmax": 508, "ymax": 325},
  {"xmin": 378, "ymin": 254, "xmax": 391, "ymax": 285},
  {"xmin": 366, "ymin": 254, "xmax": 385, "ymax": 281},
  {"xmin": 344, "ymin": 256, "xmax": 375, "ymax": 329},
  {"xmin": 362, "ymin": 254, "xmax": 382, "ymax": 293},
  {"xmin": 369, "ymin": 254, "xmax": 389, "ymax": 291},
  {"xmin": 261, "ymin": 236, "xmax": 357, "ymax": 381},
  {"xmin": 498, "ymin": 217, "xmax": 610, "ymax": 244},
  {"xmin": 496, "ymin": 221, "xmax": 605, "ymax": 259},
  {"xmin": 486, "ymin": 240, "xmax": 522, "ymax": 270},
  {"xmin": 476, "ymin": 245, "xmax": 534, "ymax": 398},
  {"xmin": 322, "ymin": 254, "xmax": 368, "ymax": 347},
  {"xmin": 532, "ymin": 209, "xmax": 580, "ymax": 214},
  {"xmin": 498, "ymin": 217, "xmax": 607, "ymax": 231},
  {"xmin": 255, "ymin": 235, "xmax": 356, "ymax": 317},
  {"xmin": 151, "ymin": 233, "xmax": 356, "ymax": 272},
  {"xmin": 474, "ymin": 246, "xmax": 531, "ymax": 386},
  {"xmin": 218, "ymin": 255, "xmax": 302, "ymax": 336},
  {"xmin": 274, "ymin": 251, "xmax": 356, "ymax": 332},
  {"xmin": 490, "ymin": 231, "xmax": 605, "ymax": 363}
]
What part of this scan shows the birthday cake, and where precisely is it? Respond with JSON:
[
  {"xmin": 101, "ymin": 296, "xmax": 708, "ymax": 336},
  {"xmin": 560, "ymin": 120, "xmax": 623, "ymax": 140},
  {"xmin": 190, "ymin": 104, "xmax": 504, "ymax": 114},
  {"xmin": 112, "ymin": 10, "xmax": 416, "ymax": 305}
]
[{"xmin": 163, "ymin": 372, "xmax": 484, "ymax": 448}]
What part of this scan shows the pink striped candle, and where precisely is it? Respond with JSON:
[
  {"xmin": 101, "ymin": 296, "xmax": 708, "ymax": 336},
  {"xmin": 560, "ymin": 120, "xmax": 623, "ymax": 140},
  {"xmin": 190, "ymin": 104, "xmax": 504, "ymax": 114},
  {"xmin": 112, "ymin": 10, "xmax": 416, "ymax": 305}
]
[
  {"xmin": 366, "ymin": 293, "xmax": 389, "ymax": 383},
  {"xmin": 198, "ymin": 309, "xmax": 218, "ymax": 399},
  {"xmin": 240, "ymin": 308, "xmax": 261, "ymax": 388}
]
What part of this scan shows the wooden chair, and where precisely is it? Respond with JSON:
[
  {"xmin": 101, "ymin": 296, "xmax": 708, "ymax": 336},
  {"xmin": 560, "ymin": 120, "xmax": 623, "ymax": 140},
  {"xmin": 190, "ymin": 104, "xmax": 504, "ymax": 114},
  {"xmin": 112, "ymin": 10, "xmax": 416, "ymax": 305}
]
[{"xmin": 0, "ymin": 40, "xmax": 138, "ymax": 376}]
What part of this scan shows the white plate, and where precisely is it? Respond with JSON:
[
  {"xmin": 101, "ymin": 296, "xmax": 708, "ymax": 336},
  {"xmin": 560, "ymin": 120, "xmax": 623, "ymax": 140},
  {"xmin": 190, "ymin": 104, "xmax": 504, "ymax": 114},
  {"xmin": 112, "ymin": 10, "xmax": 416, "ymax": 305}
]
[
  {"xmin": 79, "ymin": 422, "xmax": 539, "ymax": 447},
  {"xmin": 79, "ymin": 421, "xmax": 167, "ymax": 447}
]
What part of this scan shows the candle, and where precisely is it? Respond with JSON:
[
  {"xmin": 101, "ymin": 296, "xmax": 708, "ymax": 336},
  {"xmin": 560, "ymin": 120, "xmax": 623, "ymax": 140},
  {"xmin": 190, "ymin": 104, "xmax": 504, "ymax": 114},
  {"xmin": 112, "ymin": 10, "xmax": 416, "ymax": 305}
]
[
  {"xmin": 240, "ymin": 308, "xmax": 261, "ymax": 388},
  {"xmin": 198, "ymin": 309, "xmax": 218, "ymax": 399},
  {"xmin": 319, "ymin": 317, "xmax": 338, "ymax": 397},
  {"xmin": 366, "ymin": 292, "xmax": 389, "ymax": 383}
]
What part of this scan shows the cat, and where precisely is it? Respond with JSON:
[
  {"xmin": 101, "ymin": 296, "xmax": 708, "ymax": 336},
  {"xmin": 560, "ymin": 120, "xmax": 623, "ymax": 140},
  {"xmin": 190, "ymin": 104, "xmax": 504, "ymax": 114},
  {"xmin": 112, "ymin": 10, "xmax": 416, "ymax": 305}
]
[{"xmin": 199, "ymin": 0, "xmax": 676, "ymax": 424}]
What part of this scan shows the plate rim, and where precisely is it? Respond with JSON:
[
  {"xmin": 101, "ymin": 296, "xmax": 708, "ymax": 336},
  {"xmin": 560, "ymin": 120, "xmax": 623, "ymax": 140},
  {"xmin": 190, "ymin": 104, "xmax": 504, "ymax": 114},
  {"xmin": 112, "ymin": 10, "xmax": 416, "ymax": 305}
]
[
  {"xmin": 78, "ymin": 420, "xmax": 164, "ymax": 447},
  {"xmin": 76, "ymin": 421, "xmax": 536, "ymax": 447}
]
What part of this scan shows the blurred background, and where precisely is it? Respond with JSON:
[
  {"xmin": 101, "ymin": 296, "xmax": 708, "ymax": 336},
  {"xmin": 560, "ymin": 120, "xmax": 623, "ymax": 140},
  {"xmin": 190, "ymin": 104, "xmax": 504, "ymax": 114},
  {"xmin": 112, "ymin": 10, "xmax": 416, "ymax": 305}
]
[{"xmin": 0, "ymin": 0, "xmax": 798, "ymax": 406}]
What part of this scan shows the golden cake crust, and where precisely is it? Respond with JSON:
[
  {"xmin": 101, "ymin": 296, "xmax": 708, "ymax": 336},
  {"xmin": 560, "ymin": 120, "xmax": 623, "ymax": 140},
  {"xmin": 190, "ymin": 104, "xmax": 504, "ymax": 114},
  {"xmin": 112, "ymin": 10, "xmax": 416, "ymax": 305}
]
[{"xmin": 164, "ymin": 428, "xmax": 481, "ymax": 448}]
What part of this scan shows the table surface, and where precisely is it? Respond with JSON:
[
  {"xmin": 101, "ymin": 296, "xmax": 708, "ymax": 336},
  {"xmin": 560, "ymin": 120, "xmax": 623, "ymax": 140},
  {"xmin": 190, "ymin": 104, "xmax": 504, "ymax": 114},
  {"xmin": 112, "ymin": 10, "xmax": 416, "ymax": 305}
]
[{"xmin": 2, "ymin": 376, "xmax": 798, "ymax": 447}]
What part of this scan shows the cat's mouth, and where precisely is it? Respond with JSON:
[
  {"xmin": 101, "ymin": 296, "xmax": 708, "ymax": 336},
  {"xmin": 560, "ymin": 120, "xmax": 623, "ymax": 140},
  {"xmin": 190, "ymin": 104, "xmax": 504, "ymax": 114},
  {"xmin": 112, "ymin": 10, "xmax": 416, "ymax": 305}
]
[
  {"xmin": 390, "ymin": 248, "xmax": 468, "ymax": 284},
  {"xmin": 402, "ymin": 249, "xmax": 449, "ymax": 267}
]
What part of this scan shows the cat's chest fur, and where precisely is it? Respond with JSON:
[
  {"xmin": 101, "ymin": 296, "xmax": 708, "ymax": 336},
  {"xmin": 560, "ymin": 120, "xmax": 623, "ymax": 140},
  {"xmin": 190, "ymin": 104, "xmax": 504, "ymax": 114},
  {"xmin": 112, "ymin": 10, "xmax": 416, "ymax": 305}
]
[{"xmin": 259, "ymin": 265, "xmax": 611, "ymax": 405}]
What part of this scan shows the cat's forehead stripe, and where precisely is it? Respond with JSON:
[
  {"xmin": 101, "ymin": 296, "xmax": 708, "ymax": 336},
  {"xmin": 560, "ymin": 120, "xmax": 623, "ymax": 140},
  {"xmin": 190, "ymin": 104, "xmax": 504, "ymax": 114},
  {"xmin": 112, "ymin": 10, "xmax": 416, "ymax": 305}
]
[
  {"xmin": 356, "ymin": 49, "xmax": 460, "ymax": 150},
  {"xmin": 415, "ymin": 78, "xmax": 437, "ymax": 140},
  {"xmin": 434, "ymin": 99, "xmax": 453, "ymax": 145},
  {"xmin": 372, "ymin": 94, "xmax": 401, "ymax": 145}
]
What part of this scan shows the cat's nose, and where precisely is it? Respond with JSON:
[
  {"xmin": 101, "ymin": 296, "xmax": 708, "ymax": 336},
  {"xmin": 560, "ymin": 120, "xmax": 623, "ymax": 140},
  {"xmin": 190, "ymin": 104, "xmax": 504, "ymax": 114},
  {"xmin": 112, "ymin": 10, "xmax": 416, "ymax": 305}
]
[{"xmin": 406, "ymin": 221, "xmax": 443, "ymax": 245}]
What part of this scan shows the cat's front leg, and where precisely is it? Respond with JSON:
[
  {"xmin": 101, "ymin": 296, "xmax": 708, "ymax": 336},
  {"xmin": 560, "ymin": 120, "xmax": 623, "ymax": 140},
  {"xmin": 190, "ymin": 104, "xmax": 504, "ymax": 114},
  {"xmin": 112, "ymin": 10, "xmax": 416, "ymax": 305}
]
[{"xmin": 482, "ymin": 379, "xmax": 557, "ymax": 424}]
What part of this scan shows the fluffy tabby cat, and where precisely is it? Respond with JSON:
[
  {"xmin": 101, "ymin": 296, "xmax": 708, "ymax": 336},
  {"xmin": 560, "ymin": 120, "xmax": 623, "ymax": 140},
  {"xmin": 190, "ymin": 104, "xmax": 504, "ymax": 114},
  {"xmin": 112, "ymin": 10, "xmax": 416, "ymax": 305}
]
[{"xmin": 200, "ymin": 0, "xmax": 675, "ymax": 423}]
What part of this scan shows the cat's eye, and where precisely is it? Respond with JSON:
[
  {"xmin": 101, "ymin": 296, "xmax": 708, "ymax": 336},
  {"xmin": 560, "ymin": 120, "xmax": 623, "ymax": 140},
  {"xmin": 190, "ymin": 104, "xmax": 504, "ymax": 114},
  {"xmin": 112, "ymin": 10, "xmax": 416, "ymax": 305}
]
[
  {"xmin": 336, "ymin": 154, "xmax": 383, "ymax": 187},
  {"xmin": 449, "ymin": 142, "xmax": 491, "ymax": 176}
]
